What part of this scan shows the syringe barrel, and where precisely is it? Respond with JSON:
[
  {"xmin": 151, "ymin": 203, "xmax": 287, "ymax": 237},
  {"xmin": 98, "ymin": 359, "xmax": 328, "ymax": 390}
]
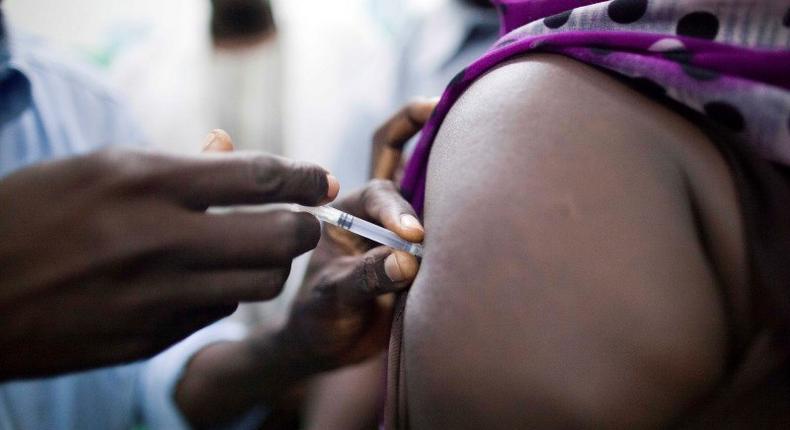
[
  {"xmin": 345, "ymin": 214, "xmax": 423, "ymax": 255},
  {"xmin": 310, "ymin": 206, "xmax": 424, "ymax": 257}
]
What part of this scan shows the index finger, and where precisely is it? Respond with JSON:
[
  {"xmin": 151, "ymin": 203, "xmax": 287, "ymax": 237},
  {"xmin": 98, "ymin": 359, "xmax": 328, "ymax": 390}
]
[
  {"xmin": 156, "ymin": 150, "xmax": 340, "ymax": 208},
  {"xmin": 339, "ymin": 179, "xmax": 424, "ymax": 243},
  {"xmin": 372, "ymin": 97, "xmax": 438, "ymax": 150},
  {"xmin": 372, "ymin": 97, "xmax": 438, "ymax": 179}
]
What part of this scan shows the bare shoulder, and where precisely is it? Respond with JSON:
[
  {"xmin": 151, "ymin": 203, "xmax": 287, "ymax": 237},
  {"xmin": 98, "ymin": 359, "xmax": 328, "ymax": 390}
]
[{"xmin": 403, "ymin": 54, "xmax": 745, "ymax": 429}]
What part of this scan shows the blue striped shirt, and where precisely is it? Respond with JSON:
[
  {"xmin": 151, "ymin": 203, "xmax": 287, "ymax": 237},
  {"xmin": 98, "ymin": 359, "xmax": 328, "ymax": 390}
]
[{"xmin": 0, "ymin": 25, "xmax": 142, "ymax": 178}]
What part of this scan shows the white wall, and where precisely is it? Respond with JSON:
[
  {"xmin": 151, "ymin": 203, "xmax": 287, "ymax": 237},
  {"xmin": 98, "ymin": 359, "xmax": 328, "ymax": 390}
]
[
  {"xmin": 4, "ymin": 0, "xmax": 206, "ymax": 59},
  {"xmin": 3, "ymin": 0, "xmax": 444, "ymax": 185},
  {"xmin": 3, "ymin": 0, "xmax": 444, "ymax": 53}
]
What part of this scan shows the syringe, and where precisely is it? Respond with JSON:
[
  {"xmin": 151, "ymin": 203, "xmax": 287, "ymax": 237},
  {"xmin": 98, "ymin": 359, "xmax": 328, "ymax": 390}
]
[{"xmin": 295, "ymin": 205, "xmax": 424, "ymax": 257}]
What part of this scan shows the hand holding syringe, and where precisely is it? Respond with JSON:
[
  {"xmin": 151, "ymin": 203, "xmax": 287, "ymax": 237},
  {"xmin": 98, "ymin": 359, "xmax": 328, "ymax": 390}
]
[{"xmin": 294, "ymin": 205, "xmax": 424, "ymax": 257}]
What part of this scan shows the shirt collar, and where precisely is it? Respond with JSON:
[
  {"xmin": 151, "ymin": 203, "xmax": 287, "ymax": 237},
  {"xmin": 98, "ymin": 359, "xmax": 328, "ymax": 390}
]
[{"xmin": 0, "ymin": 11, "xmax": 33, "ymax": 125}]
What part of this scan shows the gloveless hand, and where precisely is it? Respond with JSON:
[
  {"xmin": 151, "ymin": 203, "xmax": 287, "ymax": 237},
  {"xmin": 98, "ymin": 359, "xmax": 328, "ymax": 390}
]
[
  {"xmin": 276, "ymin": 98, "xmax": 438, "ymax": 372},
  {"xmin": 173, "ymin": 103, "xmax": 438, "ymax": 428},
  {"xmin": 0, "ymin": 130, "xmax": 339, "ymax": 380},
  {"xmin": 279, "ymin": 179, "xmax": 424, "ymax": 372}
]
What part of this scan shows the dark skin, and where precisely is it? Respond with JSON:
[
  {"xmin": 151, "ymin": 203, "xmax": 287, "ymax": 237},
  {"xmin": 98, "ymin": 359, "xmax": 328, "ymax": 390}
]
[
  {"xmin": 296, "ymin": 98, "xmax": 437, "ymax": 430},
  {"xmin": 371, "ymin": 97, "xmax": 438, "ymax": 181},
  {"xmin": 404, "ymin": 54, "xmax": 744, "ymax": 428},
  {"xmin": 301, "ymin": 54, "xmax": 749, "ymax": 429},
  {"xmin": 0, "ymin": 130, "xmax": 340, "ymax": 380},
  {"xmin": 174, "ymin": 124, "xmax": 425, "ymax": 429},
  {"xmin": 295, "ymin": 54, "xmax": 756, "ymax": 428}
]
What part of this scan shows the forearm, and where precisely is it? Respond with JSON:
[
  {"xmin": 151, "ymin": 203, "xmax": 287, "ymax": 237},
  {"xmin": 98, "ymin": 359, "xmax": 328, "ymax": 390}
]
[
  {"xmin": 303, "ymin": 355, "xmax": 385, "ymax": 430},
  {"xmin": 175, "ymin": 329, "xmax": 322, "ymax": 429}
]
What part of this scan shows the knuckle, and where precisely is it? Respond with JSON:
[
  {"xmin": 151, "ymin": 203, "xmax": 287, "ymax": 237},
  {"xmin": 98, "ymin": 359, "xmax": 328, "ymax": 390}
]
[
  {"xmin": 90, "ymin": 147, "xmax": 161, "ymax": 190},
  {"xmin": 249, "ymin": 154, "xmax": 284, "ymax": 193},
  {"xmin": 358, "ymin": 254, "xmax": 382, "ymax": 296},
  {"xmin": 360, "ymin": 179, "xmax": 385, "ymax": 202},
  {"xmin": 272, "ymin": 212, "xmax": 321, "ymax": 257},
  {"xmin": 404, "ymin": 101, "xmax": 426, "ymax": 125},
  {"xmin": 288, "ymin": 161, "xmax": 328, "ymax": 205},
  {"xmin": 406, "ymin": 96, "xmax": 427, "ymax": 110},
  {"xmin": 80, "ymin": 148, "xmax": 122, "ymax": 182},
  {"xmin": 272, "ymin": 210, "xmax": 300, "ymax": 234},
  {"xmin": 369, "ymin": 178, "xmax": 396, "ymax": 193},
  {"xmin": 250, "ymin": 155, "xmax": 326, "ymax": 203},
  {"xmin": 90, "ymin": 146, "xmax": 126, "ymax": 166},
  {"xmin": 406, "ymin": 97, "xmax": 435, "ymax": 118},
  {"xmin": 361, "ymin": 179, "xmax": 398, "ymax": 213},
  {"xmin": 92, "ymin": 147, "xmax": 140, "ymax": 174}
]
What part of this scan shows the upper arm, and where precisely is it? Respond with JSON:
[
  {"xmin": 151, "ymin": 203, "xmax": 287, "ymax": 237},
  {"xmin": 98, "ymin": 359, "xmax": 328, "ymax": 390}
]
[{"xmin": 403, "ymin": 54, "xmax": 741, "ymax": 429}]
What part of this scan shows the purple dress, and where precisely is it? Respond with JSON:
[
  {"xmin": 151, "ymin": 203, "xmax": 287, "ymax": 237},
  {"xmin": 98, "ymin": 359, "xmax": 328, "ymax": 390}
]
[
  {"xmin": 388, "ymin": 1, "xmax": 790, "ymax": 428},
  {"xmin": 402, "ymin": 0, "xmax": 790, "ymax": 215}
]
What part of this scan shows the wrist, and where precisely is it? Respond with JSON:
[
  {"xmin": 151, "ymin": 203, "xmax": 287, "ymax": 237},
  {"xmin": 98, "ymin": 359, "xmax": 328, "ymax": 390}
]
[
  {"xmin": 245, "ymin": 327, "xmax": 326, "ymax": 384},
  {"xmin": 176, "ymin": 332, "xmax": 321, "ymax": 428}
]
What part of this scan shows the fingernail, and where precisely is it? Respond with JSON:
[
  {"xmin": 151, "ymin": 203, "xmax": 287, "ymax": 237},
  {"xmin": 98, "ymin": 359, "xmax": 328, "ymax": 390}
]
[
  {"xmin": 322, "ymin": 174, "xmax": 340, "ymax": 204},
  {"xmin": 202, "ymin": 132, "xmax": 217, "ymax": 150},
  {"xmin": 384, "ymin": 253, "xmax": 406, "ymax": 282},
  {"xmin": 400, "ymin": 214, "xmax": 423, "ymax": 232}
]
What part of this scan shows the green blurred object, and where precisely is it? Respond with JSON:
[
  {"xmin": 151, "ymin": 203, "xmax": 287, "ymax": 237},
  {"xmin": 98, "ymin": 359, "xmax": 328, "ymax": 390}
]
[{"xmin": 83, "ymin": 22, "xmax": 152, "ymax": 69}]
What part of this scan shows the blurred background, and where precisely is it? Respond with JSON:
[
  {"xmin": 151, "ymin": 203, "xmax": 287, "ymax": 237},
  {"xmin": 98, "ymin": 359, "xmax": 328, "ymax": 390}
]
[
  {"xmin": 3, "ymin": 0, "xmax": 498, "ymax": 326},
  {"xmin": 4, "ymin": 0, "xmax": 439, "ymax": 181}
]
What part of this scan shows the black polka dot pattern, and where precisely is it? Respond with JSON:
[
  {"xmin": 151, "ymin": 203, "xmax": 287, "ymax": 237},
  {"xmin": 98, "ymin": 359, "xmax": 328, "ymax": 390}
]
[
  {"xmin": 608, "ymin": 0, "xmax": 649, "ymax": 24},
  {"xmin": 663, "ymin": 49, "xmax": 692, "ymax": 64},
  {"xmin": 544, "ymin": 10, "xmax": 572, "ymax": 29},
  {"xmin": 529, "ymin": 40, "xmax": 556, "ymax": 51},
  {"xmin": 704, "ymin": 102, "xmax": 746, "ymax": 132},
  {"xmin": 403, "ymin": 0, "xmax": 786, "ymax": 218},
  {"xmin": 676, "ymin": 12, "xmax": 720, "ymax": 40},
  {"xmin": 662, "ymin": 49, "xmax": 720, "ymax": 81},
  {"xmin": 682, "ymin": 65, "xmax": 720, "ymax": 81}
]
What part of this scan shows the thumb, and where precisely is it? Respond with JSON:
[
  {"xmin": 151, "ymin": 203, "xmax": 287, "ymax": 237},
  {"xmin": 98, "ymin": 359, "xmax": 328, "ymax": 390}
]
[
  {"xmin": 343, "ymin": 247, "xmax": 419, "ymax": 303},
  {"xmin": 202, "ymin": 129, "xmax": 235, "ymax": 153}
]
